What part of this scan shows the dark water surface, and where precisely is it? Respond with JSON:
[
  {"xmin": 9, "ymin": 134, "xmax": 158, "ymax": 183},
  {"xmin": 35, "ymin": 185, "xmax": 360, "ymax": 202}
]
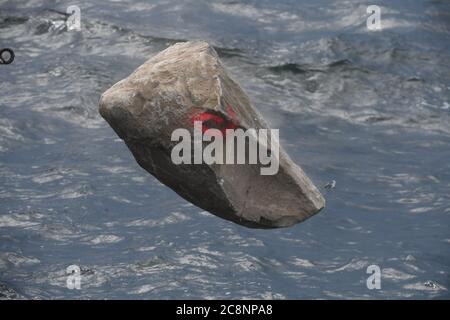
[{"xmin": 1, "ymin": 0, "xmax": 449, "ymax": 299}]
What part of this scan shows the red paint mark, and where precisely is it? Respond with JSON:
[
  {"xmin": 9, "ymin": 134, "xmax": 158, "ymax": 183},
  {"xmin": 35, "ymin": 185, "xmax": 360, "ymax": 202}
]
[{"xmin": 191, "ymin": 105, "xmax": 239, "ymax": 137}]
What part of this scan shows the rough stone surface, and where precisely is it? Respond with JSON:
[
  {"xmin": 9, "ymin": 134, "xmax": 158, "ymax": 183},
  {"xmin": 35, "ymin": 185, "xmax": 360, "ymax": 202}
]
[{"xmin": 99, "ymin": 41, "xmax": 325, "ymax": 228}]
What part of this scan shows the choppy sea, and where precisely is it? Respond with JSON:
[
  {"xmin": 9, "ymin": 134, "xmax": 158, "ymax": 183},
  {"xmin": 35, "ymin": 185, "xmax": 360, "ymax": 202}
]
[{"xmin": 0, "ymin": 0, "xmax": 449, "ymax": 299}]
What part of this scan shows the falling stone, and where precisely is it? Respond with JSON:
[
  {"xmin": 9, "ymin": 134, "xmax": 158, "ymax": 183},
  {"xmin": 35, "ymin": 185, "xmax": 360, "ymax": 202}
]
[{"xmin": 99, "ymin": 41, "xmax": 325, "ymax": 228}]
